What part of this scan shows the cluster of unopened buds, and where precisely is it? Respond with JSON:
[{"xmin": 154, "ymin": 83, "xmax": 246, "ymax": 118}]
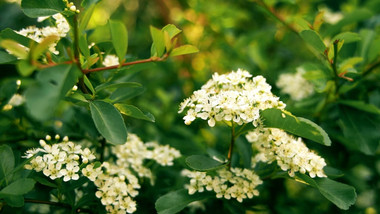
[{"xmin": 63, "ymin": 0, "xmax": 80, "ymax": 13}]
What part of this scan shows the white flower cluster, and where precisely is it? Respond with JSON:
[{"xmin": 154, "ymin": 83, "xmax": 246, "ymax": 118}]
[
  {"xmin": 102, "ymin": 54, "xmax": 119, "ymax": 67},
  {"xmin": 246, "ymin": 128, "xmax": 327, "ymax": 178},
  {"xmin": 182, "ymin": 168, "xmax": 263, "ymax": 202},
  {"xmin": 16, "ymin": 13, "xmax": 70, "ymax": 55},
  {"xmin": 276, "ymin": 67, "xmax": 314, "ymax": 101},
  {"xmin": 85, "ymin": 133, "xmax": 181, "ymax": 213},
  {"xmin": 179, "ymin": 69, "xmax": 285, "ymax": 127},
  {"xmin": 24, "ymin": 136, "xmax": 96, "ymax": 182}
]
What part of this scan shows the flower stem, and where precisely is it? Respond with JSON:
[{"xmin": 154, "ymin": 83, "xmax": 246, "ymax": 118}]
[{"xmin": 227, "ymin": 122, "xmax": 236, "ymax": 169}]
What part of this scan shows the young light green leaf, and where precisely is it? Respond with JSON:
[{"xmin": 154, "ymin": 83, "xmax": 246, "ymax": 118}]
[
  {"xmin": 296, "ymin": 174, "xmax": 356, "ymax": 210},
  {"xmin": 338, "ymin": 100, "xmax": 380, "ymax": 115},
  {"xmin": 300, "ymin": 30, "xmax": 326, "ymax": 54},
  {"xmin": 109, "ymin": 20, "xmax": 128, "ymax": 62},
  {"xmin": 170, "ymin": 45, "xmax": 199, "ymax": 57},
  {"xmin": 162, "ymin": 24, "xmax": 182, "ymax": 39},
  {"xmin": 150, "ymin": 26, "xmax": 165, "ymax": 57},
  {"xmin": 0, "ymin": 51, "xmax": 17, "ymax": 64},
  {"xmin": 185, "ymin": 155, "xmax": 227, "ymax": 171},
  {"xmin": 0, "ymin": 145, "xmax": 15, "ymax": 185},
  {"xmin": 0, "ymin": 39, "xmax": 28, "ymax": 59},
  {"xmin": 332, "ymin": 32, "xmax": 361, "ymax": 44},
  {"xmin": 21, "ymin": 0, "xmax": 66, "ymax": 18},
  {"xmin": 25, "ymin": 64, "xmax": 81, "ymax": 120},
  {"xmin": 89, "ymin": 100, "xmax": 127, "ymax": 145},
  {"xmin": 155, "ymin": 189, "xmax": 213, "ymax": 214},
  {"xmin": 260, "ymin": 108, "xmax": 331, "ymax": 146},
  {"xmin": 31, "ymin": 35, "xmax": 60, "ymax": 61},
  {"xmin": 83, "ymin": 75, "xmax": 95, "ymax": 96},
  {"xmin": 79, "ymin": 4, "xmax": 96, "ymax": 31},
  {"xmin": 79, "ymin": 34, "xmax": 90, "ymax": 58},
  {"xmin": 338, "ymin": 57, "xmax": 363, "ymax": 74},
  {"xmin": 114, "ymin": 103, "xmax": 155, "ymax": 122},
  {"xmin": 16, "ymin": 60, "xmax": 36, "ymax": 77}
]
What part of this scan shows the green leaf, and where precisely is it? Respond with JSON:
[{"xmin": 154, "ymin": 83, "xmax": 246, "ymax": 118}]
[
  {"xmin": 300, "ymin": 30, "xmax": 326, "ymax": 54},
  {"xmin": 89, "ymin": 100, "xmax": 127, "ymax": 145},
  {"xmin": 0, "ymin": 178, "xmax": 35, "ymax": 196},
  {"xmin": 114, "ymin": 103, "xmax": 155, "ymax": 122},
  {"xmin": 338, "ymin": 57, "xmax": 363, "ymax": 74},
  {"xmin": 261, "ymin": 108, "xmax": 331, "ymax": 146},
  {"xmin": 81, "ymin": 0, "xmax": 101, "ymax": 8},
  {"xmin": 79, "ymin": 34, "xmax": 90, "ymax": 58},
  {"xmin": 162, "ymin": 24, "xmax": 182, "ymax": 39},
  {"xmin": 95, "ymin": 82, "xmax": 142, "ymax": 93},
  {"xmin": 88, "ymin": 24, "xmax": 111, "ymax": 43},
  {"xmin": 150, "ymin": 26, "xmax": 165, "ymax": 57},
  {"xmin": 338, "ymin": 107, "xmax": 380, "ymax": 155},
  {"xmin": 83, "ymin": 75, "xmax": 95, "ymax": 96},
  {"xmin": 339, "ymin": 100, "xmax": 380, "ymax": 115},
  {"xmin": 323, "ymin": 166, "xmax": 344, "ymax": 179},
  {"xmin": 0, "ymin": 145, "xmax": 15, "ymax": 185},
  {"xmin": 296, "ymin": 174, "xmax": 356, "ymax": 210},
  {"xmin": 21, "ymin": 0, "xmax": 66, "ymax": 18},
  {"xmin": 1, "ymin": 195, "xmax": 24, "ymax": 207},
  {"xmin": 109, "ymin": 20, "xmax": 128, "ymax": 62},
  {"xmin": 25, "ymin": 64, "xmax": 81, "ymax": 121},
  {"xmin": 155, "ymin": 189, "xmax": 213, "ymax": 214},
  {"xmin": 185, "ymin": 155, "xmax": 227, "ymax": 171},
  {"xmin": 109, "ymin": 85, "xmax": 145, "ymax": 103},
  {"xmin": 332, "ymin": 32, "xmax": 361, "ymax": 44},
  {"xmin": 0, "ymin": 51, "xmax": 17, "ymax": 64},
  {"xmin": 16, "ymin": 60, "xmax": 36, "ymax": 77},
  {"xmin": 326, "ymin": 8, "xmax": 373, "ymax": 36},
  {"xmin": 170, "ymin": 45, "xmax": 199, "ymax": 57},
  {"xmin": 79, "ymin": 4, "xmax": 96, "ymax": 31}
]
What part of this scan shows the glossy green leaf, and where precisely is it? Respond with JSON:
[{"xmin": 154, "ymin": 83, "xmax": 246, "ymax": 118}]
[
  {"xmin": 0, "ymin": 51, "xmax": 17, "ymax": 64},
  {"xmin": 155, "ymin": 189, "xmax": 213, "ymax": 214},
  {"xmin": 16, "ymin": 60, "xmax": 36, "ymax": 77},
  {"xmin": 261, "ymin": 108, "xmax": 331, "ymax": 146},
  {"xmin": 185, "ymin": 155, "xmax": 227, "ymax": 171},
  {"xmin": 25, "ymin": 64, "xmax": 80, "ymax": 121},
  {"xmin": 338, "ymin": 107, "xmax": 380, "ymax": 155},
  {"xmin": 88, "ymin": 24, "xmax": 111, "ymax": 43},
  {"xmin": 150, "ymin": 26, "xmax": 165, "ymax": 57},
  {"xmin": 332, "ymin": 32, "xmax": 361, "ymax": 44},
  {"xmin": 338, "ymin": 100, "xmax": 380, "ymax": 115},
  {"xmin": 296, "ymin": 174, "xmax": 356, "ymax": 210},
  {"xmin": 0, "ymin": 145, "xmax": 15, "ymax": 185},
  {"xmin": 338, "ymin": 57, "xmax": 363, "ymax": 74},
  {"xmin": 21, "ymin": 0, "xmax": 66, "ymax": 18},
  {"xmin": 89, "ymin": 100, "xmax": 127, "ymax": 145},
  {"xmin": 109, "ymin": 20, "xmax": 128, "ymax": 62},
  {"xmin": 81, "ymin": 0, "xmax": 101, "ymax": 8},
  {"xmin": 300, "ymin": 30, "xmax": 326, "ymax": 54},
  {"xmin": 323, "ymin": 166, "xmax": 344, "ymax": 179},
  {"xmin": 114, "ymin": 103, "xmax": 155, "ymax": 122},
  {"xmin": 170, "ymin": 45, "xmax": 199, "ymax": 57},
  {"xmin": 162, "ymin": 24, "xmax": 182, "ymax": 39}
]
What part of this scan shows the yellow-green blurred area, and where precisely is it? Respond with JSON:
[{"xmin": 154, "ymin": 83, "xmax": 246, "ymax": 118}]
[{"xmin": 1, "ymin": 0, "xmax": 380, "ymax": 213}]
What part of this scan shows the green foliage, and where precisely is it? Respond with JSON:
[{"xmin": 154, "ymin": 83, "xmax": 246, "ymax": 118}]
[
  {"xmin": 261, "ymin": 108, "xmax": 331, "ymax": 146},
  {"xmin": 89, "ymin": 100, "xmax": 127, "ymax": 145},
  {"xmin": 21, "ymin": 0, "xmax": 65, "ymax": 18},
  {"xmin": 185, "ymin": 155, "xmax": 227, "ymax": 171}
]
